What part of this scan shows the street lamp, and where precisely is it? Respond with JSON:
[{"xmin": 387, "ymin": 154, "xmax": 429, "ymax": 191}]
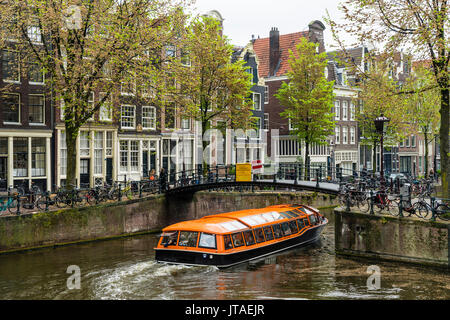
[{"xmin": 374, "ymin": 114, "xmax": 390, "ymax": 187}]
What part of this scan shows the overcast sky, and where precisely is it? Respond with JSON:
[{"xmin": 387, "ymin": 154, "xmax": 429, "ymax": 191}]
[{"xmin": 190, "ymin": 0, "xmax": 353, "ymax": 50}]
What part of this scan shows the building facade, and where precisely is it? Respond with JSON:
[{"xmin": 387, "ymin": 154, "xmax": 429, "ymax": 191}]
[{"xmin": 0, "ymin": 47, "xmax": 53, "ymax": 192}]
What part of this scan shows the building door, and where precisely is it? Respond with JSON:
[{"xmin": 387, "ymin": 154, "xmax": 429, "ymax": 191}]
[
  {"xmin": 142, "ymin": 151, "xmax": 149, "ymax": 178},
  {"xmin": 106, "ymin": 158, "xmax": 113, "ymax": 184},
  {"xmin": 0, "ymin": 157, "xmax": 7, "ymax": 190},
  {"xmin": 150, "ymin": 151, "xmax": 156, "ymax": 171},
  {"xmin": 80, "ymin": 159, "xmax": 90, "ymax": 187}
]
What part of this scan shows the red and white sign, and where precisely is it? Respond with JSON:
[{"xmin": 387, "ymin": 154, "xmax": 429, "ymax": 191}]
[{"xmin": 252, "ymin": 160, "xmax": 263, "ymax": 173}]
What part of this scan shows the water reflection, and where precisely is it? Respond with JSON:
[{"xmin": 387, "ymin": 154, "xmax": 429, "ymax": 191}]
[{"xmin": 0, "ymin": 211, "xmax": 449, "ymax": 300}]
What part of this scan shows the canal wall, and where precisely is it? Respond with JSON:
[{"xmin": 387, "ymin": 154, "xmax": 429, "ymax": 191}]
[
  {"xmin": 0, "ymin": 191, "xmax": 337, "ymax": 254},
  {"xmin": 334, "ymin": 209, "xmax": 450, "ymax": 268}
]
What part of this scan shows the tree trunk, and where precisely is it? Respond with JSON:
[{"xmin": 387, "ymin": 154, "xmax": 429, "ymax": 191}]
[
  {"xmin": 439, "ymin": 86, "xmax": 449, "ymax": 197},
  {"xmin": 65, "ymin": 126, "xmax": 79, "ymax": 190},
  {"xmin": 424, "ymin": 129, "xmax": 429, "ymax": 179},
  {"xmin": 305, "ymin": 141, "xmax": 310, "ymax": 180}
]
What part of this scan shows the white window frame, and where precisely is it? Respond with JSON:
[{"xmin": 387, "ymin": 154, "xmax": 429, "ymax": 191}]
[
  {"xmin": 2, "ymin": 49, "xmax": 20, "ymax": 83},
  {"xmin": 142, "ymin": 106, "xmax": 156, "ymax": 130},
  {"xmin": 181, "ymin": 117, "xmax": 191, "ymax": 130},
  {"xmin": 87, "ymin": 92, "xmax": 94, "ymax": 121},
  {"xmin": 99, "ymin": 92, "xmax": 112, "ymax": 122},
  {"xmin": 28, "ymin": 60, "xmax": 45, "ymax": 85},
  {"xmin": 335, "ymin": 126, "xmax": 340, "ymax": 144},
  {"xmin": 3, "ymin": 93, "xmax": 21, "ymax": 125},
  {"xmin": 180, "ymin": 49, "xmax": 191, "ymax": 67},
  {"xmin": 288, "ymin": 118, "xmax": 295, "ymax": 131},
  {"xmin": 350, "ymin": 102, "xmax": 355, "ymax": 121},
  {"xmin": 343, "ymin": 126, "xmax": 348, "ymax": 144},
  {"xmin": 264, "ymin": 86, "xmax": 269, "ymax": 104},
  {"xmin": 342, "ymin": 101, "xmax": 348, "ymax": 121},
  {"xmin": 165, "ymin": 44, "xmax": 176, "ymax": 59},
  {"xmin": 264, "ymin": 113, "xmax": 269, "ymax": 131},
  {"xmin": 27, "ymin": 25, "xmax": 42, "ymax": 43},
  {"xmin": 253, "ymin": 92, "xmax": 261, "ymax": 111},
  {"xmin": 94, "ymin": 131, "xmax": 103, "ymax": 175},
  {"xmin": 28, "ymin": 94, "xmax": 45, "ymax": 125},
  {"xmin": 121, "ymin": 105, "xmax": 136, "ymax": 129},
  {"xmin": 350, "ymin": 126, "xmax": 355, "ymax": 144},
  {"xmin": 79, "ymin": 131, "xmax": 90, "ymax": 157},
  {"xmin": 335, "ymin": 100, "xmax": 340, "ymax": 121}
]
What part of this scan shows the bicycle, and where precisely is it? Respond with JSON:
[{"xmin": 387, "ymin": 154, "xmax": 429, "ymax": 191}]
[
  {"xmin": 370, "ymin": 190, "xmax": 397, "ymax": 214},
  {"xmin": 55, "ymin": 185, "xmax": 87, "ymax": 208},
  {"xmin": 0, "ymin": 187, "xmax": 20, "ymax": 214},
  {"xmin": 432, "ymin": 199, "xmax": 450, "ymax": 221},
  {"xmin": 414, "ymin": 197, "xmax": 450, "ymax": 221}
]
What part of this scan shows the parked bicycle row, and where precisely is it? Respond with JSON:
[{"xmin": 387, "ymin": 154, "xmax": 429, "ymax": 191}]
[
  {"xmin": 337, "ymin": 179, "xmax": 449, "ymax": 221},
  {"xmin": 0, "ymin": 179, "xmax": 161, "ymax": 215}
]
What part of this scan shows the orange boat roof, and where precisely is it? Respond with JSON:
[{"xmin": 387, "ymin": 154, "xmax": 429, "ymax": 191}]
[{"xmin": 162, "ymin": 204, "xmax": 313, "ymax": 235}]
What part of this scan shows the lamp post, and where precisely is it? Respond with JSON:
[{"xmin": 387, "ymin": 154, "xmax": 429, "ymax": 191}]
[{"xmin": 374, "ymin": 114, "xmax": 390, "ymax": 188}]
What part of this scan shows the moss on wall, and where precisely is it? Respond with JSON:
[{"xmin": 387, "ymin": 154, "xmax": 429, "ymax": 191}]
[{"xmin": 0, "ymin": 191, "xmax": 335, "ymax": 254}]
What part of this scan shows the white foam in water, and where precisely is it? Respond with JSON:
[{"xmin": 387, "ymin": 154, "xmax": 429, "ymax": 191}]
[{"xmin": 91, "ymin": 260, "xmax": 217, "ymax": 299}]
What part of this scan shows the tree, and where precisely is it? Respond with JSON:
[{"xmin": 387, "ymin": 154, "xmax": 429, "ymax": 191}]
[
  {"xmin": 275, "ymin": 37, "xmax": 335, "ymax": 178},
  {"xmin": 328, "ymin": 0, "xmax": 450, "ymax": 196},
  {"xmin": 404, "ymin": 64, "xmax": 441, "ymax": 178},
  {"xmin": 0, "ymin": 0, "xmax": 188, "ymax": 188},
  {"xmin": 167, "ymin": 15, "xmax": 254, "ymax": 167},
  {"xmin": 355, "ymin": 53, "xmax": 411, "ymax": 174}
]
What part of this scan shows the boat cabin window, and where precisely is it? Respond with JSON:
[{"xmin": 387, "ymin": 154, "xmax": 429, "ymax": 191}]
[
  {"xmin": 263, "ymin": 226, "xmax": 274, "ymax": 241},
  {"xmin": 303, "ymin": 218, "xmax": 310, "ymax": 226},
  {"xmin": 254, "ymin": 228, "xmax": 265, "ymax": 243},
  {"xmin": 231, "ymin": 232, "xmax": 245, "ymax": 248},
  {"xmin": 289, "ymin": 220, "xmax": 299, "ymax": 233},
  {"xmin": 178, "ymin": 231, "xmax": 198, "ymax": 247},
  {"xmin": 224, "ymin": 234, "xmax": 233, "ymax": 250},
  {"xmin": 198, "ymin": 232, "xmax": 216, "ymax": 249},
  {"xmin": 279, "ymin": 212, "xmax": 292, "ymax": 219},
  {"xmin": 281, "ymin": 222, "xmax": 292, "ymax": 236},
  {"xmin": 297, "ymin": 219, "xmax": 305, "ymax": 230},
  {"xmin": 272, "ymin": 224, "xmax": 283, "ymax": 239},
  {"xmin": 161, "ymin": 231, "xmax": 179, "ymax": 247},
  {"xmin": 287, "ymin": 210, "xmax": 300, "ymax": 217},
  {"xmin": 243, "ymin": 230, "xmax": 256, "ymax": 246},
  {"xmin": 308, "ymin": 214, "xmax": 317, "ymax": 225}
]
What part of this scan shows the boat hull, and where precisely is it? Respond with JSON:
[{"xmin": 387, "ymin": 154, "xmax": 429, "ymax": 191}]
[{"xmin": 155, "ymin": 221, "xmax": 326, "ymax": 268}]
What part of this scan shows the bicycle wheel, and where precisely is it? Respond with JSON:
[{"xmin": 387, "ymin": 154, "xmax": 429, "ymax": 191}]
[
  {"xmin": 389, "ymin": 198, "xmax": 402, "ymax": 216},
  {"xmin": 36, "ymin": 195, "xmax": 49, "ymax": 211},
  {"xmin": 7, "ymin": 196, "xmax": 18, "ymax": 214},
  {"xmin": 435, "ymin": 204, "xmax": 450, "ymax": 221},
  {"xmin": 412, "ymin": 202, "xmax": 429, "ymax": 219},
  {"xmin": 355, "ymin": 197, "xmax": 368, "ymax": 212},
  {"xmin": 55, "ymin": 194, "xmax": 69, "ymax": 208},
  {"xmin": 85, "ymin": 190, "xmax": 96, "ymax": 205}
]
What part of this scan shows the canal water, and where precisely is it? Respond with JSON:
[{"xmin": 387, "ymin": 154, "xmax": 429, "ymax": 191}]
[{"xmin": 0, "ymin": 210, "xmax": 449, "ymax": 300}]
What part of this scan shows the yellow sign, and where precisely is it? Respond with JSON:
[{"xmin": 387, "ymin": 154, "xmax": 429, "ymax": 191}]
[{"xmin": 236, "ymin": 163, "xmax": 252, "ymax": 182}]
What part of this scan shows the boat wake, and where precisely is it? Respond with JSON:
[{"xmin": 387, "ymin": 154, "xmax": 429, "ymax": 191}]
[{"xmin": 90, "ymin": 260, "xmax": 218, "ymax": 299}]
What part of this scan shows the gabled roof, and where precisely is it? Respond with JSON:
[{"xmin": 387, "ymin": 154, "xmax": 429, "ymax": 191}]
[{"xmin": 253, "ymin": 31, "xmax": 309, "ymax": 78}]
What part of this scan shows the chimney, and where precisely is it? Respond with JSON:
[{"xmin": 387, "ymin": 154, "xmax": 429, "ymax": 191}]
[{"xmin": 269, "ymin": 27, "xmax": 280, "ymax": 77}]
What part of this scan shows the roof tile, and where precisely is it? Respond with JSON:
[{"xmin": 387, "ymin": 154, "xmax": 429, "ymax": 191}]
[{"xmin": 253, "ymin": 31, "xmax": 309, "ymax": 78}]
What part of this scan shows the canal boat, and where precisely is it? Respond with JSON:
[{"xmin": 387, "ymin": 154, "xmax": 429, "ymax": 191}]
[{"xmin": 154, "ymin": 204, "xmax": 328, "ymax": 268}]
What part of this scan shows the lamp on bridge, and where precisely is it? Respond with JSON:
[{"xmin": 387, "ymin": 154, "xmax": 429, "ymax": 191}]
[{"xmin": 374, "ymin": 114, "xmax": 390, "ymax": 188}]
